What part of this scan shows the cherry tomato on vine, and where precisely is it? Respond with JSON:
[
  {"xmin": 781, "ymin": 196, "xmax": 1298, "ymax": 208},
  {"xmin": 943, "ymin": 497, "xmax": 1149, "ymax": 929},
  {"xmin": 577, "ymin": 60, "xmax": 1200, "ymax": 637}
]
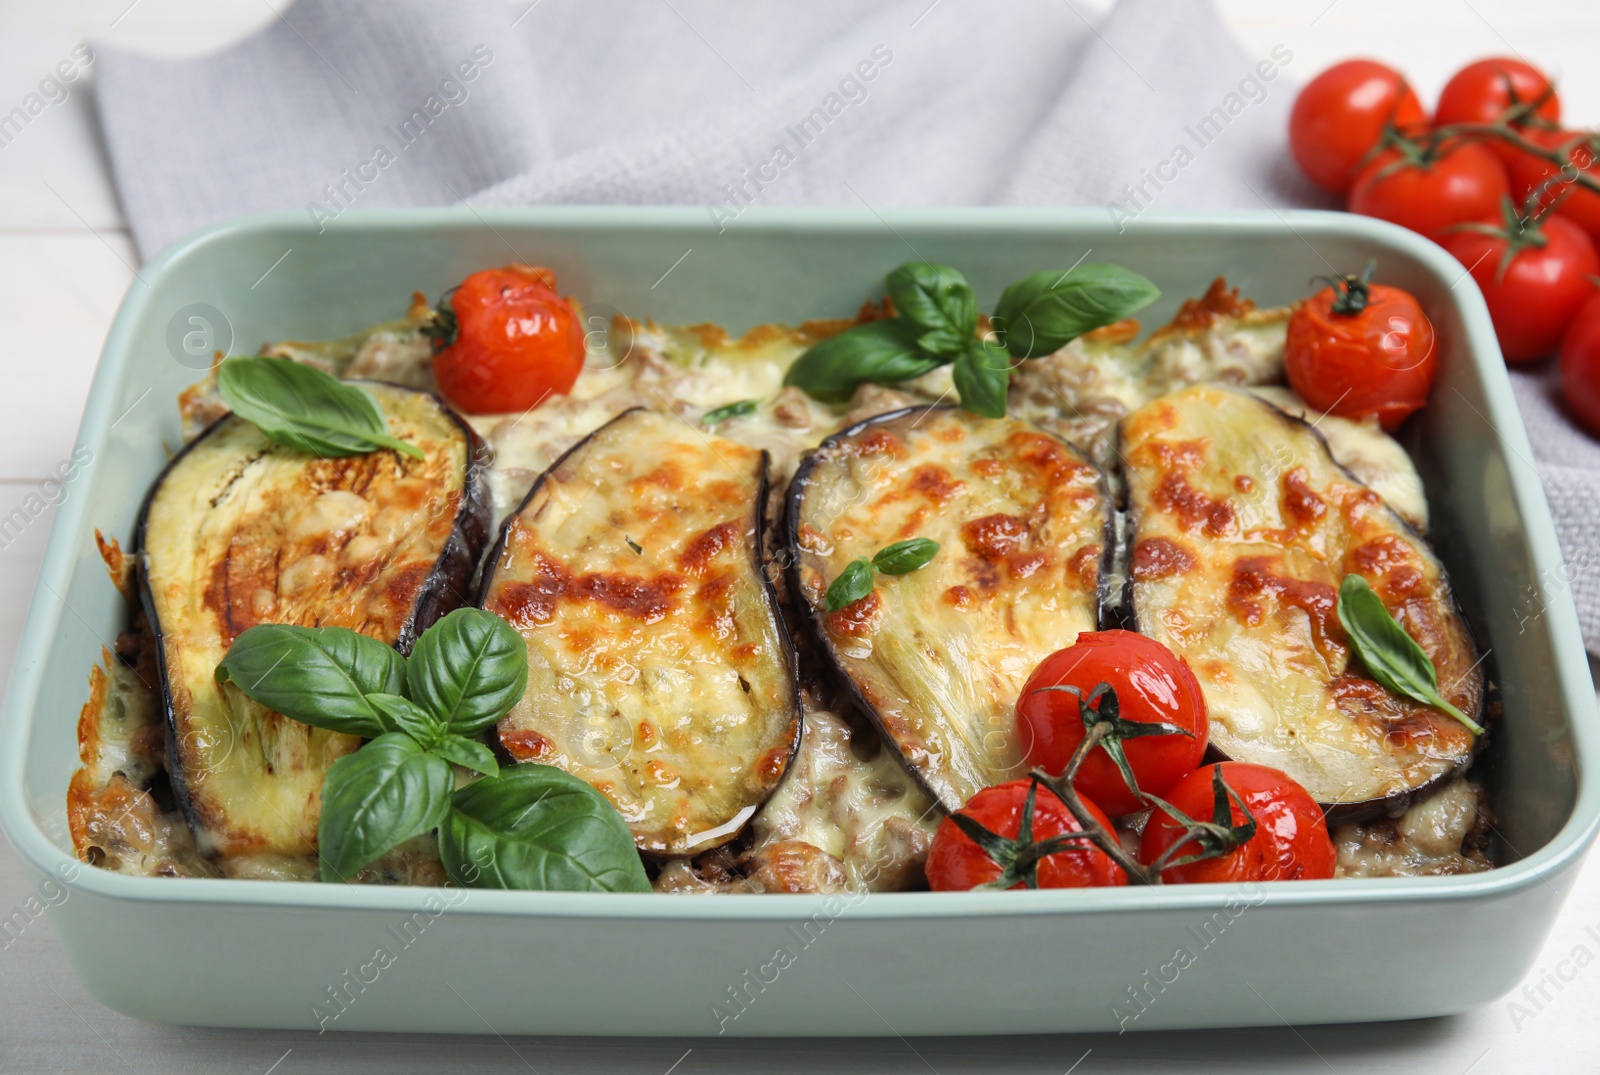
[
  {"xmin": 1348, "ymin": 140, "xmax": 1510, "ymax": 244},
  {"xmin": 427, "ymin": 264, "xmax": 586, "ymax": 414},
  {"xmin": 1434, "ymin": 57, "xmax": 1561, "ymax": 168},
  {"xmin": 1559, "ymin": 292, "xmax": 1600, "ymax": 436},
  {"xmin": 1444, "ymin": 206, "xmax": 1600, "ymax": 364},
  {"xmin": 1506, "ymin": 130, "xmax": 1600, "ymax": 248},
  {"xmin": 1284, "ymin": 264, "xmax": 1437, "ymax": 431},
  {"xmin": 1014, "ymin": 630, "xmax": 1207, "ymax": 818},
  {"xmin": 1138, "ymin": 762, "xmax": 1335, "ymax": 884},
  {"xmin": 1288, "ymin": 60, "xmax": 1427, "ymax": 196},
  {"xmin": 925, "ymin": 779, "xmax": 1126, "ymax": 891}
]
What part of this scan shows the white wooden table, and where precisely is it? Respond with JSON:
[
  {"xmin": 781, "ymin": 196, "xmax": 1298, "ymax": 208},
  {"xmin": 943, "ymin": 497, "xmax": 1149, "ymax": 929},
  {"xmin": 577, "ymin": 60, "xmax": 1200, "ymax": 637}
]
[{"xmin": 4, "ymin": 1, "xmax": 1599, "ymax": 1070}]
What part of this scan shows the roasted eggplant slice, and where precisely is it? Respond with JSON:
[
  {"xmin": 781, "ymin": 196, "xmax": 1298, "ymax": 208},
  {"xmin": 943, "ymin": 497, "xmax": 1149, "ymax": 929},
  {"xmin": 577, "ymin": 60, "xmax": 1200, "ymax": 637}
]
[
  {"xmin": 480, "ymin": 407, "xmax": 801, "ymax": 856},
  {"xmin": 1121, "ymin": 385, "xmax": 1482, "ymax": 823},
  {"xmin": 137, "ymin": 383, "xmax": 489, "ymax": 859},
  {"xmin": 787, "ymin": 406, "xmax": 1111, "ymax": 812}
]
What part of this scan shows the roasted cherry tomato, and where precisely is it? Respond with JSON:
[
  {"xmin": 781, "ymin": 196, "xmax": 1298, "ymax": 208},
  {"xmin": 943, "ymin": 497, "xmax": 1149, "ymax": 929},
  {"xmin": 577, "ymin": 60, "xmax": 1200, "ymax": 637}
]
[
  {"xmin": 1014, "ymin": 630, "xmax": 1208, "ymax": 818},
  {"xmin": 1506, "ymin": 130, "xmax": 1600, "ymax": 248},
  {"xmin": 926, "ymin": 779, "xmax": 1126, "ymax": 891},
  {"xmin": 1434, "ymin": 57, "xmax": 1561, "ymax": 168},
  {"xmin": 1284, "ymin": 264, "xmax": 1437, "ymax": 431},
  {"xmin": 1444, "ymin": 207, "xmax": 1600, "ymax": 364},
  {"xmin": 1559, "ymin": 291, "xmax": 1600, "ymax": 436},
  {"xmin": 1289, "ymin": 60, "xmax": 1426, "ymax": 195},
  {"xmin": 429, "ymin": 264, "xmax": 585, "ymax": 414},
  {"xmin": 1138, "ymin": 762, "xmax": 1335, "ymax": 884},
  {"xmin": 1349, "ymin": 140, "xmax": 1510, "ymax": 244}
]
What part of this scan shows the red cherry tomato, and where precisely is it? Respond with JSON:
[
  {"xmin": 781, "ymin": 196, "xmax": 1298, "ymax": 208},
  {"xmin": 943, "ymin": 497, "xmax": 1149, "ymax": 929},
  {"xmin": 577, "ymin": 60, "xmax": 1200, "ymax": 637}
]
[
  {"xmin": 1444, "ymin": 211, "xmax": 1600, "ymax": 364},
  {"xmin": 1435, "ymin": 58, "xmax": 1561, "ymax": 168},
  {"xmin": 1559, "ymin": 291, "xmax": 1600, "ymax": 436},
  {"xmin": 926, "ymin": 780, "xmax": 1127, "ymax": 891},
  {"xmin": 1289, "ymin": 60, "xmax": 1427, "ymax": 195},
  {"xmin": 1349, "ymin": 141, "xmax": 1510, "ymax": 244},
  {"xmin": 1014, "ymin": 630, "xmax": 1208, "ymax": 818},
  {"xmin": 1506, "ymin": 130, "xmax": 1600, "ymax": 248},
  {"xmin": 1284, "ymin": 268, "xmax": 1437, "ymax": 431},
  {"xmin": 1137, "ymin": 762, "xmax": 1335, "ymax": 884},
  {"xmin": 430, "ymin": 265, "xmax": 585, "ymax": 414}
]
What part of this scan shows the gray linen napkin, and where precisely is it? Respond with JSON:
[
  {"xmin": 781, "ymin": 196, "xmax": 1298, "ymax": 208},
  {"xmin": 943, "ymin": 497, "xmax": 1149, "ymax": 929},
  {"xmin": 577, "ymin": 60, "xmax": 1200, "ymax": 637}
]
[{"xmin": 92, "ymin": 0, "xmax": 1600, "ymax": 652}]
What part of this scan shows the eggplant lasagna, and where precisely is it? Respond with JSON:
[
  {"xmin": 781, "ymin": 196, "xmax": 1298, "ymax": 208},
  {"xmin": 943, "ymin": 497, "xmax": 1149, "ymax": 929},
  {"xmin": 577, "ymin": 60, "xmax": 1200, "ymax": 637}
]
[{"xmin": 70, "ymin": 278, "xmax": 1492, "ymax": 891}]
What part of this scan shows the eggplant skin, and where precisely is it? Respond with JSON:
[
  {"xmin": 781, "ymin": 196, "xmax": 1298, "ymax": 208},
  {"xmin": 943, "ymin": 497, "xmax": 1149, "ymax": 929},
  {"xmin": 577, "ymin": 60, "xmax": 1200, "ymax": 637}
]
[
  {"xmin": 1121, "ymin": 385, "xmax": 1482, "ymax": 824},
  {"xmin": 786, "ymin": 406, "xmax": 1110, "ymax": 813},
  {"xmin": 479, "ymin": 408, "xmax": 802, "ymax": 856},
  {"xmin": 136, "ymin": 383, "xmax": 489, "ymax": 860}
]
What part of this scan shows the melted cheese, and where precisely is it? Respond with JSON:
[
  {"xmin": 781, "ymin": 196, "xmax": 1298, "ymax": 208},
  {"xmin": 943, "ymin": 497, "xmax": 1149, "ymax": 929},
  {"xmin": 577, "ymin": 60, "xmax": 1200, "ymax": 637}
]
[
  {"xmin": 1009, "ymin": 279, "xmax": 1291, "ymax": 464},
  {"xmin": 483, "ymin": 409, "xmax": 800, "ymax": 855},
  {"xmin": 1122, "ymin": 385, "xmax": 1481, "ymax": 813},
  {"xmin": 1334, "ymin": 777, "xmax": 1490, "ymax": 877},
  {"xmin": 142, "ymin": 386, "xmax": 480, "ymax": 857},
  {"xmin": 792, "ymin": 409, "xmax": 1109, "ymax": 810},
  {"xmin": 1248, "ymin": 386, "xmax": 1428, "ymax": 532},
  {"xmin": 747, "ymin": 706, "xmax": 937, "ymax": 891}
]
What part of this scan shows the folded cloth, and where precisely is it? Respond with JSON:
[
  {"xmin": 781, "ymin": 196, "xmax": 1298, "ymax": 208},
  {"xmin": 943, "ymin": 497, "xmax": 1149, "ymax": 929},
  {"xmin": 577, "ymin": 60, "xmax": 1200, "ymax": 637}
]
[
  {"xmin": 95, "ymin": 0, "xmax": 1323, "ymax": 253},
  {"xmin": 93, "ymin": 0, "xmax": 1600, "ymax": 654}
]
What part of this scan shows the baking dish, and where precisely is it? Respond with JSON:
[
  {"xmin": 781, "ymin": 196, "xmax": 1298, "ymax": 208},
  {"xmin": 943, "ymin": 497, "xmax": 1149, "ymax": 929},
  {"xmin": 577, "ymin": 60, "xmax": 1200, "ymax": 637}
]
[{"xmin": 2, "ymin": 206, "xmax": 1594, "ymax": 1036}]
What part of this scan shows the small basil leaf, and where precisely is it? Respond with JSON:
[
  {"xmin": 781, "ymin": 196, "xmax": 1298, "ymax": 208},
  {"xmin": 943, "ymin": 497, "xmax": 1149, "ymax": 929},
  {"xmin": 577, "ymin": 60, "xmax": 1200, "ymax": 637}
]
[
  {"xmin": 318, "ymin": 734, "xmax": 452, "ymax": 883},
  {"xmin": 440, "ymin": 764, "xmax": 650, "ymax": 892},
  {"xmin": 871, "ymin": 537, "xmax": 940, "ymax": 576},
  {"xmin": 951, "ymin": 339, "xmax": 1011, "ymax": 418},
  {"xmin": 1337, "ymin": 574, "xmax": 1484, "ymax": 734},
  {"xmin": 431, "ymin": 734, "xmax": 500, "ymax": 778},
  {"xmin": 215, "ymin": 624, "xmax": 405, "ymax": 738},
  {"xmin": 217, "ymin": 356, "xmax": 424, "ymax": 460},
  {"xmin": 406, "ymin": 608, "xmax": 530, "ymax": 736},
  {"xmin": 824, "ymin": 558, "xmax": 875, "ymax": 612},
  {"xmin": 367, "ymin": 693, "xmax": 446, "ymax": 749},
  {"xmin": 992, "ymin": 264, "xmax": 1160, "ymax": 359},
  {"xmin": 701, "ymin": 399, "xmax": 759, "ymax": 425},
  {"xmin": 886, "ymin": 261, "xmax": 977, "ymax": 358},
  {"xmin": 783, "ymin": 320, "xmax": 943, "ymax": 403}
]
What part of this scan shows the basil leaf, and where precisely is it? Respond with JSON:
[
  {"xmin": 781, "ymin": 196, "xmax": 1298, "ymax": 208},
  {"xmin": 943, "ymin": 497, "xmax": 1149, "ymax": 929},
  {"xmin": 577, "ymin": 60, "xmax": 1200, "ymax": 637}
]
[
  {"xmin": 783, "ymin": 320, "xmax": 942, "ymax": 403},
  {"xmin": 440, "ymin": 764, "xmax": 650, "ymax": 892},
  {"xmin": 885, "ymin": 262, "xmax": 977, "ymax": 358},
  {"xmin": 701, "ymin": 399, "xmax": 758, "ymax": 425},
  {"xmin": 367, "ymin": 693, "xmax": 445, "ymax": 748},
  {"xmin": 951, "ymin": 339, "xmax": 1011, "ymax": 418},
  {"xmin": 215, "ymin": 624, "xmax": 405, "ymax": 738},
  {"xmin": 1337, "ymin": 574, "xmax": 1484, "ymax": 734},
  {"xmin": 992, "ymin": 264, "xmax": 1160, "ymax": 359},
  {"xmin": 406, "ymin": 608, "xmax": 529, "ymax": 736},
  {"xmin": 217, "ymin": 356, "xmax": 424, "ymax": 460},
  {"xmin": 824, "ymin": 558, "xmax": 875, "ymax": 612},
  {"xmin": 871, "ymin": 537, "xmax": 940, "ymax": 576},
  {"xmin": 431, "ymin": 734, "xmax": 500, "ymax": 778},
  {"xmin": 318, "ymin": 733, "xmax": 452, "ymax": 883}
]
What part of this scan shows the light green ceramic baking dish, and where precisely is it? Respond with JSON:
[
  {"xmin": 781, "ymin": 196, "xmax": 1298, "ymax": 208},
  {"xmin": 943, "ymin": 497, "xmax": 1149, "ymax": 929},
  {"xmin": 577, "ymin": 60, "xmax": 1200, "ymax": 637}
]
[{"xmin": 2, "ymin": 207, "xmax": 1595, "ymax": 1036}]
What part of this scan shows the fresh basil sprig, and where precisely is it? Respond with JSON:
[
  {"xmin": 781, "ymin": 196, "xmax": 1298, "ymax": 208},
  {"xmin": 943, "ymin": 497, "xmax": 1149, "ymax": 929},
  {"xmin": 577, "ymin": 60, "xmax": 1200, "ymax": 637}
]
[
  {"xmin": 217, "ymin": 356, "xmax": 425, "ymax": 460},
  {"xmin": 215, "ymin": 607, "xmax": 645, "ymax": 888},
  {"xmin": 824, "ymin": 537, "xmax": 940, "ymax": 612},
  {"xmin": 783, "ymin": 260, "xmax": 1158, "ymax": 417},
  {"xmin": 991, "ymin": 264, "xmax": 1161, "ymax": 359},
  {"xmin": 215, "ymin": 625, "xmax": 405, "ymax": 739},
  {"xmin": 318, "ymin": 734, "xmax": 454, "ymax": 884},
  {"xmin": 443, "ymin": 766, "xmax": 650, "ymax": 892},
  {"xmin": 782, "ymin": 319, "xmax": 941, "ymax": 403},
  {"xmin": 1336, "ymin": 574, "xmax": 1484, "ymax": 734},
  {"xmin": 886, "ymin": 261, "xmax": 978, "ymax": 357}
]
